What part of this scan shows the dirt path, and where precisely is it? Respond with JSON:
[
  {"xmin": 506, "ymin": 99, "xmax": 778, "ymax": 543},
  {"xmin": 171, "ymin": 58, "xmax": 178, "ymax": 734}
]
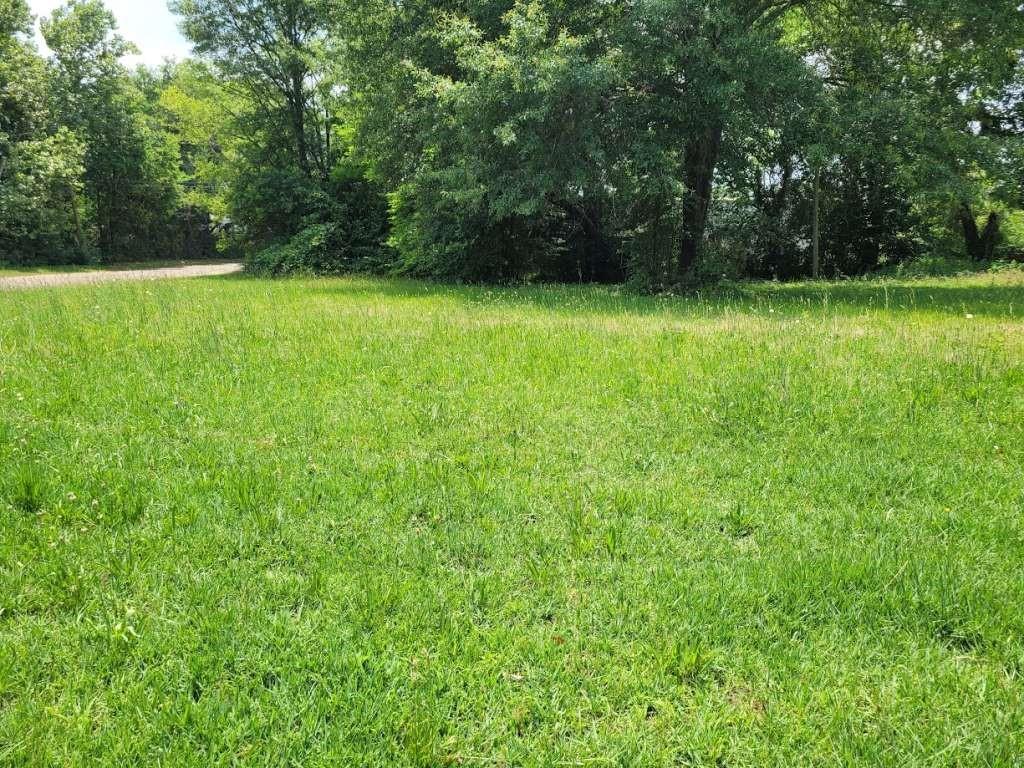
[{"xmin": 0, "ymin": 262, "xmax": 244, "ymax": 291}]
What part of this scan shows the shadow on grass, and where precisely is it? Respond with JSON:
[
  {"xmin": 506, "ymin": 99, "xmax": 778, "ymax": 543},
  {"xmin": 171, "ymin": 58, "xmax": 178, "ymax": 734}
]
[
  {"xmin": 222, "ymin": 269, "xmax": 1024, "ymax": 320},
  {"xmin": 738, "ymin": 280, "xmax": 1024, "ymax": 319}
]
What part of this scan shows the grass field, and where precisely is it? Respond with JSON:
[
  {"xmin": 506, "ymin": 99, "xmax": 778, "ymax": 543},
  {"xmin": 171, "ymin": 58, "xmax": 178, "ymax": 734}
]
[{"xmin": 2, "ymin": 271, "xmax": 1023, "ymax": 766}]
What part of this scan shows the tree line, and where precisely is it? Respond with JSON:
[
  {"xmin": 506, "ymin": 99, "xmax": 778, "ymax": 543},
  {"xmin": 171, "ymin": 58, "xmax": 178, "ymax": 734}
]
[
  {"xmin": 2, "ymin": 0, "xmax": 1023, "ymax": 287},
  {"xmin": 1, "ymin": 0, "xmax": 205, "ymax": 264}
]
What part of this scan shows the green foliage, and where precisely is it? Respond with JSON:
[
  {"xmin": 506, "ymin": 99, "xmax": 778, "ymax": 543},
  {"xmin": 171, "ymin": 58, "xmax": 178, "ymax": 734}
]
[
  {"xmin": 788, "ymin": 0, "xmax": 1024, "ymax": 274},
  {"xmin": 229, "ymin": 165, "xmax": 318, "ymax": 247},
  {"xmin": 170, "ymin": 0, "xmax": 334, "ymax": 178},
  {"xmin": 343, "ymin": 0, "xmax": 1024, "ymax": 286},
  {"xmin": 227, "ymin": 152, "xmax": 390, "ymax": 271},
  {"xmin": 0, "ymin": 0, "xmax": 239, "ymax": 267},
  {"xmin": 1, "ymin": 1, "xmax": 86, "ymax": 263},
  {"xmin": 246, "ymin": 165, "xmax": 392, "ymax": 276},
  {"xmin": 169, "ymin": 0, "xmax": 391, "ymax": 272},
  {"xmin": 6, "ymin": 0, "xmax": 1024, "ymax": 278},
  {"xmin": 42, "ymin": 0, "xmax": 182, "ymax": 262},
  {"xmin": 1, "ymin": 1, "xmax": 46, "ymax": 142},
  {"xmin": 347, "ymin": 1, "xmax": 632, "ymax": 282},
  {"xmin": 1001, "ymin": 209, "xmax": 1024, "ymax": 259},
  {"xmin": 155, "ymin": 61, "xmax": 237, "ymax": 219},
  {"xmin": 0, "ymin": 129, "xmax": 87, "ymax": 264}
]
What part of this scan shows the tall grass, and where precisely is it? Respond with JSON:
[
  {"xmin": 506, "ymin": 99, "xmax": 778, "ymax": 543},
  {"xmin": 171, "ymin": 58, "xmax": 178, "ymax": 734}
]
[{"xmin": 1, "ymin": 270, "xmax": 1023, "ymax": 766}]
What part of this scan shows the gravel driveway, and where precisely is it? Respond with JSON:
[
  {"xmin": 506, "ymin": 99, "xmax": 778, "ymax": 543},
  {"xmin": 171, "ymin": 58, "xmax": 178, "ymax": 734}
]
[{"xmin": 0, "ymin": 262, "xmax": 244, "ymax": 291}]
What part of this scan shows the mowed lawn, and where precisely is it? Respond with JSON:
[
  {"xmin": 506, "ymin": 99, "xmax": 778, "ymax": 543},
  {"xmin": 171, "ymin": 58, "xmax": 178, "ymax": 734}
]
[{"xmin": 1, "ymin": 271, "xmax": 1023, "ymax": 766}]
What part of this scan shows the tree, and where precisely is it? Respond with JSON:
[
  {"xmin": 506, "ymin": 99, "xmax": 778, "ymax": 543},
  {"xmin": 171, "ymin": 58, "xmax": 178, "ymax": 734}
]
[
  {"xmin": 0, "ymin": 130, "xmax": 87, "ymax": 262},
  {"xmin": 155, "ymin": 60, "xmax": 239, "ymax": 220},
  {"xmin": 795, "ymin": 0, "xmax": 1024, "ymax": 267},
  {"xmin": 343, "ymin": 0, "xmax": 815, "ymax": 283},
  {"xmin": 171, "ymin": 0, "xmax": 391, "ymax": 269},
  {"xmin": 171, "ymin": 0, "xmax": 334, "ymax": 179},
  {"xmin": 1, "ymin": 0, "xmax": 87, "ymax": 262},
  {"xmin": 343, "ymin": 0, "xmax": 1024, "ymax": 284},
  {"xmin": 347, "ymin": 1, "xmax": 622, "ymax": 280},
  {"xmin": 42, "ymin": 0, "xmax": 181, "ymax": 260},
  {"xmin": 1, "ymin": 0, "xmax": 44, "ymax": 146}
]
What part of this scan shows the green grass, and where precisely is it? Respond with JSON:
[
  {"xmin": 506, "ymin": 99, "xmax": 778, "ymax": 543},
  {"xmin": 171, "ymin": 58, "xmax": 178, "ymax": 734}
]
[{"xmin": 1, "ymin": 271, "xmax": 1023, "ymax": 766}]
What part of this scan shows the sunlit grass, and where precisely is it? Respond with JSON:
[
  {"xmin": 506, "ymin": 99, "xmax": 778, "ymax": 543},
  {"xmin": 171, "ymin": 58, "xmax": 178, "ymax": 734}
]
[{"xmin": 2, "ymin": 270, "xmax": 1023, "ymax": 766}]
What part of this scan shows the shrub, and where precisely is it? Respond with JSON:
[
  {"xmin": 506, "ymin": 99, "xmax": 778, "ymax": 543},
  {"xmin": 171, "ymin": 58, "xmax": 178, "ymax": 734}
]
[
  {"xmin": 246, "ymin": 168, "xmax": 392, "ymax": 276},
  {"xmin": 998, "ymin": 210, "xmax": 1024, "ymax": 261},
  {"xmin": 229, "ymin": 165, "xmax": 319, "ymax": 249}
]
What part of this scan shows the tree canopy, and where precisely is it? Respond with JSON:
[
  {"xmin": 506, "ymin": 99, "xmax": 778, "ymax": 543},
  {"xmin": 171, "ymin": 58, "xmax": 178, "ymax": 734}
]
[{"xmin": 2, "ymin": 0, "xmax": 1022, "ymax": 282}]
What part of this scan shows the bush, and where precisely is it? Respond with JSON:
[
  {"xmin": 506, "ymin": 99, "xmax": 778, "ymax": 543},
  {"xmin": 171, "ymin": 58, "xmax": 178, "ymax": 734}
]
[
  {"xmin": 164, "ymin": 204, "xmax": 217, "ymax": 261},
  {"xmin": 0, "ymin": 129, "xmax": 89, "ymax": 265},
  {"xmin": 229, "ymin": 165, "xmax": 319, "ymax": 249},
  {"xmin": 387, "ymin": 181, "xmax": 547, "ymax": 283},
  {"xmin": 246, "ymin": 168, "xmax": 392, "ymax": 276},
  {"xmin": 998, "ymin": 210, "xmax": 1024, "ymax": 261},
  {"xmin": 246, "ymin": 226, "xmax": 329, "ymax": 276}
]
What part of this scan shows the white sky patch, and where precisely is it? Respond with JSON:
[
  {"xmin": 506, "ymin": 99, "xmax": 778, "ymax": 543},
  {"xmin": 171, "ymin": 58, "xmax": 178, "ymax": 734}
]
[{"xmin": 29, "ymin": 0, "xmax": 192, "ymax": 68}]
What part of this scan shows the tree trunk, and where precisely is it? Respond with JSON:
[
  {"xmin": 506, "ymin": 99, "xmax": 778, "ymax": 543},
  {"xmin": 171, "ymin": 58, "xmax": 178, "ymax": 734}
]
[
  {"xmin": 812, "ymin": 168, "xmax": 821, "ymax": 279},
  {"xmin": 67, "ymin": 184, "xmax": 84, "ymax": 253},
  {"xmin": 679, "ymin": 123, "xmax": 723, "ymax": 278},
  {"xmin": 290, "ymin": 73, "xmax": 309, "ymax": 176},
  {"xmin": 324, "ymin": 104, "xmax": 332, "ymax": 166},
  {"xmin": 959, "ymin": 203, "xmax": 1000, "ymax": 261},
  {"xmin": 980, "ymin": 211, "xmax": 1000, "ymax": 261},
  {"xmin": 568, "ymin": 202, "xmax": 621, "ymax": 283}
]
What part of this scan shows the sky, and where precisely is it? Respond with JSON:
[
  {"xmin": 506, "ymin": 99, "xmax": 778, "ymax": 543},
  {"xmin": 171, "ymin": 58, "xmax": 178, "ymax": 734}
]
[{"xmin": 29, "ymin": 0, "xmax": 192, "ymax": 67}]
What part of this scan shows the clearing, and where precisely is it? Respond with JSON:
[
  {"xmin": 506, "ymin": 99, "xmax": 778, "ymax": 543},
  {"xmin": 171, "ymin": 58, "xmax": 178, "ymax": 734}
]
[{"xmin": 1, "ymin": 271, "xmax": 1023, "ymax": 766}]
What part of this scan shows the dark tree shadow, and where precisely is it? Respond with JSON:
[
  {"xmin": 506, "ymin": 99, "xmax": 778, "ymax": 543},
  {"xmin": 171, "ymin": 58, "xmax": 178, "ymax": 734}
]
[
  {"xmin": 734, "ymin": 280, "xmax": 1024, "ymax": 319},
  {"xmin": 219, "ymin": 271, "xmax": 1024, "ymax": 320}
]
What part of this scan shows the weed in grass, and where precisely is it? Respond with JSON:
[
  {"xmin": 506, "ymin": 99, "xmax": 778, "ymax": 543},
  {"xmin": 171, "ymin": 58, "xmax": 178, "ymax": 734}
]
[
  {"xmin": 9, "ymin": 464, "xmax": 47, "ymax": 516},
  {"xmin": 666, "ymin": 639, "xmax": 720, "ymax": 688}
]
